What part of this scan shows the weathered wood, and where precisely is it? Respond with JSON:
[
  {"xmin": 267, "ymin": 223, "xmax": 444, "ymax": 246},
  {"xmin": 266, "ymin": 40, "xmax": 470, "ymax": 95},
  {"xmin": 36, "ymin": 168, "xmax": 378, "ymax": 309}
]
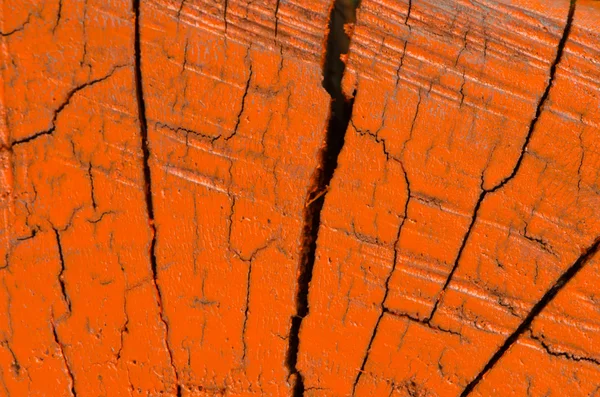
[{"xmin": 299, "ymin": 0, "xmax": 600, "ymax": 396}]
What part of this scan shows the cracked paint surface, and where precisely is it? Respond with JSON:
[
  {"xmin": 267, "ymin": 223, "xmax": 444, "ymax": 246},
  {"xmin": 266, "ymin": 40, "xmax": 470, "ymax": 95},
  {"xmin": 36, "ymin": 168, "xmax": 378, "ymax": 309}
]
[
  {"xmin": 298, "ymin": 0, "xmax": 600, "ymax": 396},
  {"xmin": 2, "ymin": 0, "xmax": 600, "ymax": 396}
]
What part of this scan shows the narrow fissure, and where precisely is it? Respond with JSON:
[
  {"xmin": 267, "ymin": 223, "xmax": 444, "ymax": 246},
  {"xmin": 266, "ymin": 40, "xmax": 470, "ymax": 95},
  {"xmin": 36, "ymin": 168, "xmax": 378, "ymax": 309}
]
[
  {"xmin": 428, "ymin": 0, "xmax": 577, "ymax": 322},
  {"xmin": 461, "ymin": 236, "xmax": 600, "ymax": 396},
  {"xmin": 51, "ymin": 322, "xmax": 77, "ymax": 396},
  {"xmin": 286, "ymin": 1, "xmax": 360, "ymax": 395},
  {"xmin": 53, "ymin": 228, "xmax": 71, "ymax": 313},
  {"xmin": 352, "ymin": 165, "xmax": 411, "ymax": 395},
  {"xmin": 132, "ymin": 1, "xmax": 180, "ymax": 394}
]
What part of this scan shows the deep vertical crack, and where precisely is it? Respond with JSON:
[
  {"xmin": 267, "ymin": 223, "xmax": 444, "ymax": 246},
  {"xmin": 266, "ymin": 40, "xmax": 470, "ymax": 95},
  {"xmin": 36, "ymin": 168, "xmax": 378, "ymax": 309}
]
[
  {"xmin": 286, "ymin": 1, "xmax": 360, "ymax": 395},
  {"xmin": 132, "ymin": 0, "xmax": 180, "ymax": 394},
  {"xmin": 428, "ymin": 0, "xmax": 577, "ymax": 321},
  {"xmin": 461, "ymin": 236, "xmax": 600, "ymax": 396}
]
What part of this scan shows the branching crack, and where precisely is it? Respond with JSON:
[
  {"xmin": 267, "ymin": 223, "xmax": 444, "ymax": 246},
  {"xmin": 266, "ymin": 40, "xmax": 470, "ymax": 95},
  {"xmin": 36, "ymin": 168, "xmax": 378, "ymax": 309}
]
[
  {"xmin": 132, "ymin": 0, "xmax": 180, "ymax": 394},
  {"xmin": 286, "ymin": 1, "xmax": 360, "ymax": 395},
  {"xmin": 461, "ymin": 235, "xmax": 600, "ymax": 396},
  {"xmin": 427, "ymin": 0, "xmax": 577, "ymax": 322}
]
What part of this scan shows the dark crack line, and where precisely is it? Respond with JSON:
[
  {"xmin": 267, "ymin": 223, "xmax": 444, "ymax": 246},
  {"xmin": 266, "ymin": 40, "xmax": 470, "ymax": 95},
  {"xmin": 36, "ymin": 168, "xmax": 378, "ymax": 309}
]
[
  {"xmin": 53, "ymin": 0, "xmax": 63, "ymax": 34},
  {"xmin": 133, "ymin": 0, "xmax": 180, "ymax": 394},
  {"xmin": 427, "ymin": 189, "xmax": 484, "ymax": 320},
  {"xmin": 177, "ymin": 0, "xmax": 186, "ymax": 19},
  {"xmin": 485, "ymin": 0, "xmax": 576, "ymax": 195},
  {"xmin": 10, "ymin": 65, "xmax": 127, "ymax": 148},
  {"xmin": 241, "ymin": 260, "xmax": 253, "ymax": 365},
  {"xmin": 155, "ymin": 121, "xmax": 215, "ymax": 141},
  {"xmin": 87, "ymin": 163, "xmax": 97, "ymax": 210},
  {"xmin": 404, "ymin": 0, "xmax": 412, "ymax": 26},
  {"xmin": 530, "ymin": 332, "xmax": 600, "ymax": 366},
  {"xmin": 427, "ymin": 0, "xmax": 577, "ymax": 322},
  {"xmin": 51, "ymin": 321, "xmax": 77, "ymax": 396},
  {"xmin": 461, "ymin": 236, "xmax": 600, "ymax": 396},
  {"xmin": 274, "ymin": 0, "xmax": 281, "ymax": 37},
  {"xmin": 223, "ymin": 0, "xmax": 229, "ymax": 33},
  {"xmin": 1, "ymin": 14, "xmax": 31, "ymax": 36},
  {"xmin": 286, "ymin": 1, "xmax": 360, "ymax": 396},
  {"xmin": 116, "ymin": 263, "xmax": 129, "ymax": 362},
  {"xmin": 351, "ymin": 165, "xmax": 411, "ymax": 395},
  {"xmin": 385, "ymin": 309, "xmax": 461, "ymax": 337},
  {"xmin": 53, "ymin": 228, "xmax": 71, "ymax": 313},
  {"xmin": 226, "ymin": 65, "xmax": 253, "ymax": 141},
  {"xmin": 1, "ymin": 340, "xmax": 21, "ymax": 376}
]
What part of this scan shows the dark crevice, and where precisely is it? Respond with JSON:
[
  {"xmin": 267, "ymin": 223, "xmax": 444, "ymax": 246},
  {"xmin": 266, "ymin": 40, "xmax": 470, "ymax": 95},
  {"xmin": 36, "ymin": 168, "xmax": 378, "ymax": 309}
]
[
  {"xmin": 53, "ymin": 228, "xmax": 71, "ymax": 313},
  {"xmin": 286, "ymin": 1, "xmax": 360, "ymax": 396},
  {"xmin": 485, "ymin": 0, "xmax": 576, "ymax": 196},
  {"xmin": 427, "ymin": 189, "xmax": 484, "ymax": 320},
  {"xmin": 274, "ymin": 0, "xmax": 281, "ymax": 37},
  {"xmin": 352, "ymin": 166, "xmax": 411, "ymax": 395},
  {"xmin": 10, "ymin": 130, "xmax": 54, "ymax": 147},
  {"xmin": 404, "ymin": 0, "xmax": 412, "ymax": 25},
  {"xmin": 428, "ymin": 0, "xmax": 577, "ymax": 322},
  {"xmin": 226, "ymin": 64, "xmax": 253, "ymax": 141},
  {"xmin": 223, "ymin": 0, "xmax": 229, "ymax": 33},
  {"xmin": 177, "ymin": 0, "xmax": 186, "ymax": 19},
  {"xmin": 51, "ymin": 322, "xmax": 77, "ymax": 396},
  {"xmin": 530, "ymin": 332, "xmax": 600, "ymax": 366},
  {"xmin": 1, "ymin": 13, "xmax": 31, "ymax": 37},
  {"xmin": 87, "ymin": 163, "xmax": 97, "ymax": 210},
  {"xmin": 241, "ymin": 260, "xmax": 253, "ymax": 365},
  {"xmin": 10, "ymin": 64, "xmax": 126, "ymax": 148},
  {"xmin": 1, "ymin": 340, "xmax": 21, "ymax": 376},
  {"xmin": 116, "ymin": 296, "xmax": 129, "ymax": 361},
  {"xmin": 461, "ymin": 235, "xmax": 600, "ymax": 396},
  {"xmin": 53, "ymin": 0, "xmax": 63, "ymax": 34},
  {"xmin": 408, "ymin": 89, "xmax": 422, "ymax": 138},
  {"xmin": 132, "ymin": 0, "xmax": 180, "ymax": 393},
  {"xmin": 385, "ymin": 308, "xmax": 461, "ymax": 337}
]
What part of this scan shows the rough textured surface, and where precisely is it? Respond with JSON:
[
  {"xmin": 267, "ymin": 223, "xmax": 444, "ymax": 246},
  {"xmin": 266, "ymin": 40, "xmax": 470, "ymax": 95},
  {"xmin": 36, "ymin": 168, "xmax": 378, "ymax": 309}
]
[
  {"xmin": 2, "ymin": 0, "xmax": 600, "ymax": 396},
  {"xmin": 139, "ymin": 0, "xmax": 331, "ymax": 394},
  {"xmin": 299, "ymin": 0, "xmax": 600, "ymax": 396},
  {"xmin": 1, "ymin": 0, "xmax": 332, "ymax": 395}
]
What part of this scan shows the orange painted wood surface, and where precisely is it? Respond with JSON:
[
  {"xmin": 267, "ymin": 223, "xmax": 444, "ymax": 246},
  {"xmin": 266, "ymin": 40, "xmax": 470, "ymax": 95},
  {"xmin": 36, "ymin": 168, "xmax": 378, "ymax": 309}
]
[{"xmin": 1, "ymin": 0, "xmax": 600, "ymax": 396}]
